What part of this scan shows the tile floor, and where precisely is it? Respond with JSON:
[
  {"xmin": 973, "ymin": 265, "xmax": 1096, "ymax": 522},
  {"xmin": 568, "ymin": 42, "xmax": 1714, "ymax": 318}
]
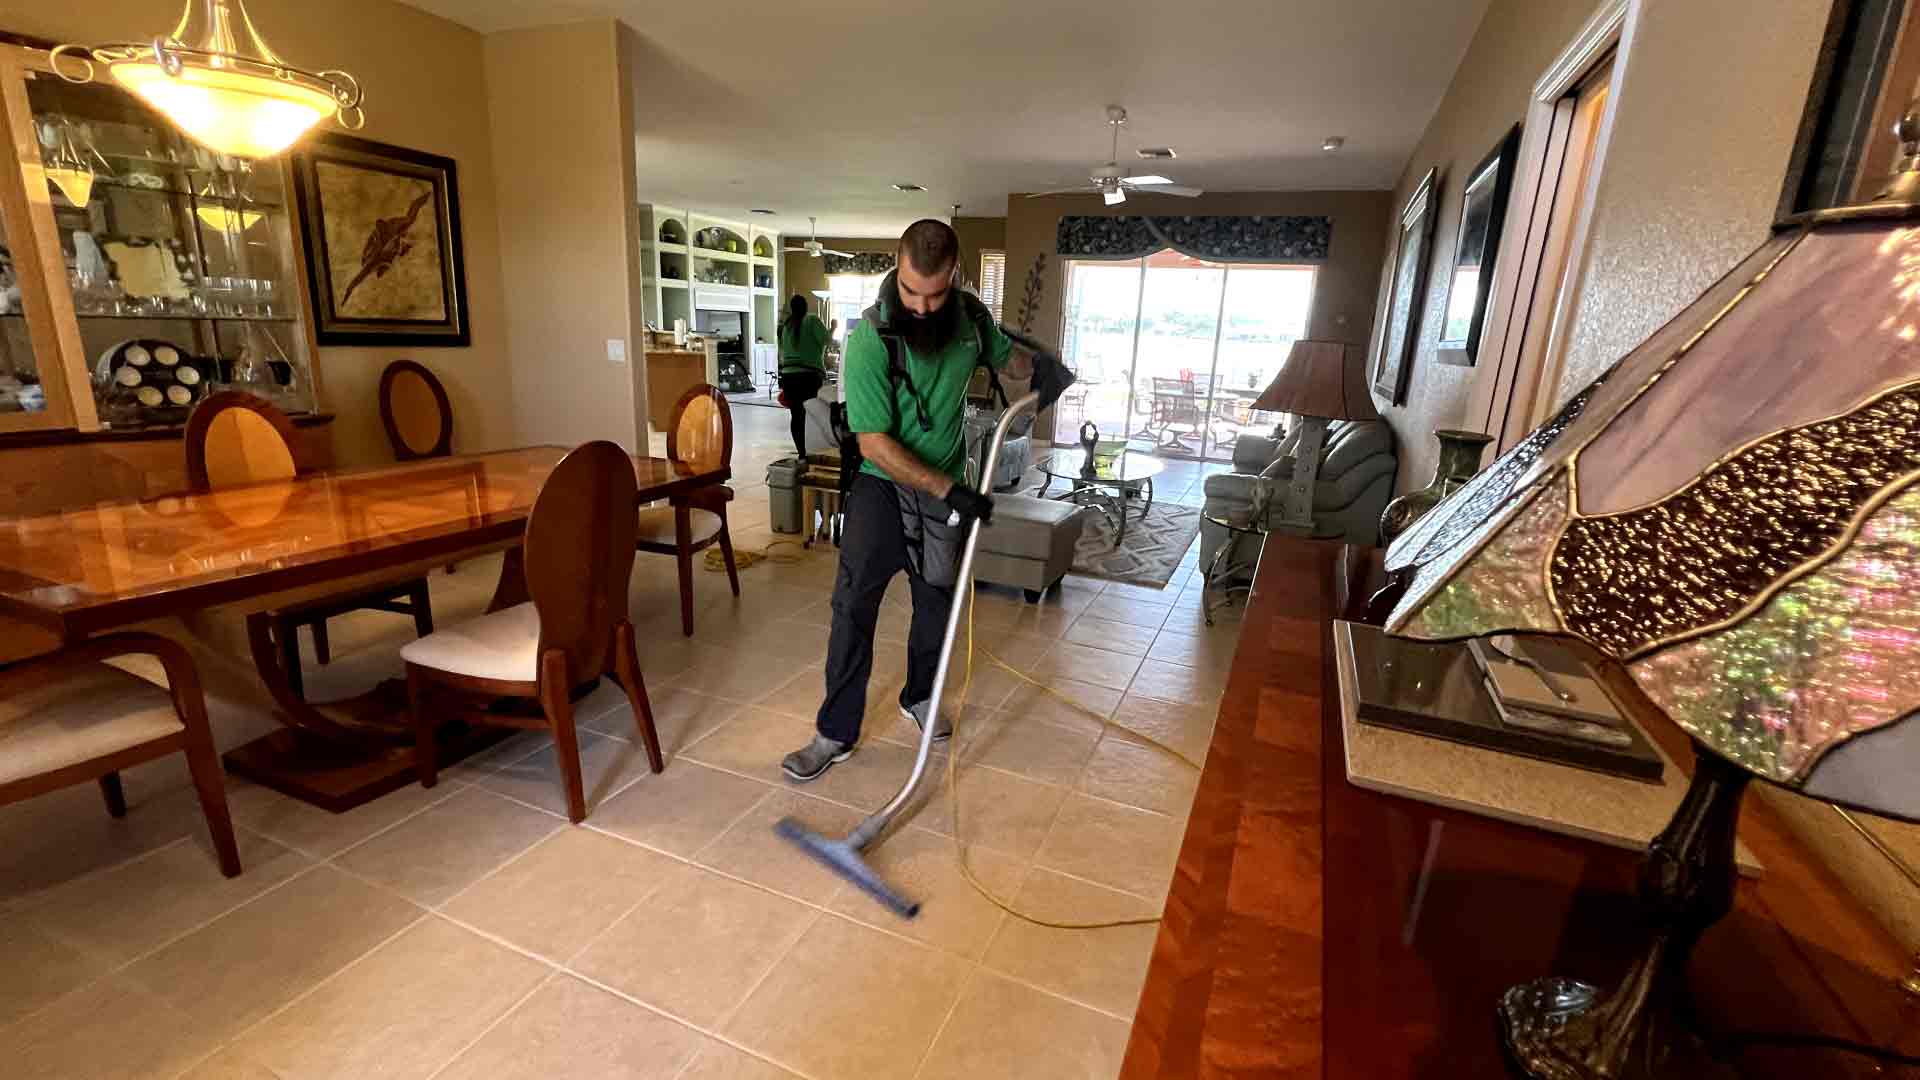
[{"xmin": 0, "ymin": 405, "xmax": 1245, "ymax": 1080}]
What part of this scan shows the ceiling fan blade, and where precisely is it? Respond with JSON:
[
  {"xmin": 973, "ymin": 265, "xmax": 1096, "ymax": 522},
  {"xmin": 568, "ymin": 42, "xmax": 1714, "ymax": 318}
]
[
  {"xmin": 821, "ymin": 249, "xmax": 856, "ymax": 258},
  {"xmin": 1140, "ymin": 184, "xmax": 1203, "ymax": 197},
  {"xmin": 1024, "ymin": 186, "xmax": 1097, "ymax": 198},
  {"xmin": 1124, "ymin": 174, "xmax": 1175, "ymax": 186}
]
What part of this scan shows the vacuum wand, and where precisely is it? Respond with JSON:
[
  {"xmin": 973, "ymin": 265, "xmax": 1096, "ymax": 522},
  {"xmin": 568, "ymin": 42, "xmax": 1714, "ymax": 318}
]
[{"xmin": 775, "ymin": 384, "xmax": 1048, "ymax": 919}]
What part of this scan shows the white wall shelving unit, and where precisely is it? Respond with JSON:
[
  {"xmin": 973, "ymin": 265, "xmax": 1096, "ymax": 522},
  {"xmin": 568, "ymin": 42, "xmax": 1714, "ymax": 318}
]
[{"xmin": 638, "ymin": 205, "xmax": 781, "ymax": 384}]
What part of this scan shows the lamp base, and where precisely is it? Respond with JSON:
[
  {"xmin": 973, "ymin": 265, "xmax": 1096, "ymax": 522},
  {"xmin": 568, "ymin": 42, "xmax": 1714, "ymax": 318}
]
[
  {"xmin": 1496, "ymin": 751, "xmax": 1750, "ymax": 1080},
  {"xmin": 1276, "ymin": 415, "xmax": 1327, "ymax": 530}
]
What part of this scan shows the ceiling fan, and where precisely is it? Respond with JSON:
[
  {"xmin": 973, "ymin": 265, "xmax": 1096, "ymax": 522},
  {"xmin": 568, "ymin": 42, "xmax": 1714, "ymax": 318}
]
[
  {"xmin": 1028, "ymin": 106, "xmax": 1202, "ymax": 206},
  {"xmin": 783, "ymin": 217, "xmax": 856, "ymax": 258}
]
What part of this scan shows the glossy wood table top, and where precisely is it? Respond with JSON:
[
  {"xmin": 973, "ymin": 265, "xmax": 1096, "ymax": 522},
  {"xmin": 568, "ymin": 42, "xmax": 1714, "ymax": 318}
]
[
  {"xmin": 0, "ymin": 446, "xmax": 728, "ymax": 639},
  {"xmin": 1122, "ymin": 535, "xmax": 1918, "ymax": 1079}
]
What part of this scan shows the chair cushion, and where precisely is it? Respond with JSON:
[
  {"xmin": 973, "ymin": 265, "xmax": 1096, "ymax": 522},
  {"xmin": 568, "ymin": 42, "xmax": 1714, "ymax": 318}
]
[
  {"xmin": 636, "ymin": 506, "xmax": 724, "ymax": 547},
  {"xmin": 981, "ymin": 495, "xmax": 1086, "ymax": 559},
  {"xmin": 0, "ymin": 664, "xmax": 183, "ymax": 787},
  {"xmin": 400, "ymin": 601, "xmax": 542, "ymax": 682}
]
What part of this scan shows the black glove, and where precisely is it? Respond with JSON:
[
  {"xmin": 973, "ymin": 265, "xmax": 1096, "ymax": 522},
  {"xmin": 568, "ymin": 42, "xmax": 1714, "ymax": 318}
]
[{"xmin": 943, "ymin": 483, "xmax": 994, "ymax": 526}]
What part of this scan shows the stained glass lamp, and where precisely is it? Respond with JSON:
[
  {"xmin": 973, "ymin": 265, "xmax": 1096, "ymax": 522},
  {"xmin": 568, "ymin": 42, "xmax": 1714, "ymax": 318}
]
[{"xmin": 1377, "ymin": 114, "xmax": 1920, "ymax": 1078}]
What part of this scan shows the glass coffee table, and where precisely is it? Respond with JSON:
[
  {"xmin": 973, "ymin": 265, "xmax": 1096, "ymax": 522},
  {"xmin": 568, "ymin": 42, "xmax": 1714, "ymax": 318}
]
[{"xmin": 1035, "ymin": 448, "xmax": 1165, "ymax": 547}]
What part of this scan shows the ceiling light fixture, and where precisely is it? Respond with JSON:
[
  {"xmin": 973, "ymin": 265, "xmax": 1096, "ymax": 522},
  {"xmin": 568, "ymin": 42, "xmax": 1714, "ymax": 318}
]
[
  {"xmin": 749, "ymin": 208, "xmax": 775, "ymax": 215},
  {"xmin": 1322, "ymin": 136, "xmax": 1346, "ymax": 152},
  {"xmin": 891, "ymin": 183, "xmax": 925, "ymax": 192},
  {"xmin": 1137, "ymin": 147, "xmax": 1177, "ymax": 159},
  {"xmin": 52, "ymin": 0, "xmax": 364, "ymax": 160}
]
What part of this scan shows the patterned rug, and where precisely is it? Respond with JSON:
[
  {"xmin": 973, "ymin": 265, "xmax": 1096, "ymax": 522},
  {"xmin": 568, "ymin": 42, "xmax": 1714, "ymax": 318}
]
[{"xmin": 1068, "ymin": 502, "xmax": 1201, "ymax": 588}]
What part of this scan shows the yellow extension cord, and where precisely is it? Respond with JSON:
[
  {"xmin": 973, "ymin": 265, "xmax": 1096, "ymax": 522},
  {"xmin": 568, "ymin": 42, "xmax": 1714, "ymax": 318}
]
[{"xmin": 708, "ymin": 539, "xmax": 1204, "ymax": 930}]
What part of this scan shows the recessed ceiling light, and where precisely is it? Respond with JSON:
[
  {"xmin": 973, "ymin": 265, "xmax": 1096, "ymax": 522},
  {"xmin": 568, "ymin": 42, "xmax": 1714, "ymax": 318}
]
[
  {"xmin": 749, "ymin": 208, "xmax": 776, "ymax": 215},
  {"xmin": 1322, "ymin": 136, "xmax": 1346, "ymax": 152},
  {"xmin": 1137, "ymin": 147, "xmax": 1176, "ymax": 160},
  {"xmin": 891, "ymin": 183, "xmax": 926, "ymax": 192}
]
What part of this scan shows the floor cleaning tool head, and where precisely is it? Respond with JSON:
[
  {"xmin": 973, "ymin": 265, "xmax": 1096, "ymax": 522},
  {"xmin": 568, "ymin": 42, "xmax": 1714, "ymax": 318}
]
[{"xmin": 774, "ymin": 816, "xmax": 921, "ymax": 918}]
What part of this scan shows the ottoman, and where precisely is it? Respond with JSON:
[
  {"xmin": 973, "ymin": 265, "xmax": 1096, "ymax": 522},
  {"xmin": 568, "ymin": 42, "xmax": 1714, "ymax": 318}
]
[{"xmin": 975, "ymin": 495, "xmax": 1088, "ymax": 601}]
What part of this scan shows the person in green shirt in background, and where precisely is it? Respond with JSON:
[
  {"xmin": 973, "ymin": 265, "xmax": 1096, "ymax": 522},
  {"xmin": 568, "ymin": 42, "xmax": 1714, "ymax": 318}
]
[
  {"xmin": 776, "ymin": 294, "xmax": 833, "ymax": 456},
  {"xmin": 782, "ymin": 219, "xmax": 1033, "ymax": 781}
]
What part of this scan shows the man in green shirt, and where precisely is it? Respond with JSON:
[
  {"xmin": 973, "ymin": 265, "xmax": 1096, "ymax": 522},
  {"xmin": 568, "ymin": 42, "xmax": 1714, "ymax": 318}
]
[
  {"xmin": 776, "ymin": 294, "xmax": 832, "ymax": 455},
  {"xmin": 783, "ymin": 219, "xmax": 1032, "ymax": 781}
]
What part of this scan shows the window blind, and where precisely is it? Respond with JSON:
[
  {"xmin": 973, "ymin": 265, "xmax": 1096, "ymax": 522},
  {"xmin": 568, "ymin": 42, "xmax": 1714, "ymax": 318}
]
[{"xmin": 979, "ymin": 252, "xmax": 1007, "ymax": 321}]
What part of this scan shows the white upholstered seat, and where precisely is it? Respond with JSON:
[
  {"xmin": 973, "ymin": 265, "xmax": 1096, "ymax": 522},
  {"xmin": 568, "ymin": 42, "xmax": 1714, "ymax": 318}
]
[
  {"xmin": 399, "ymin": 601, "xmax": 542, "ymax": 682},
  {"xmin": 0, "ymin": 665, "xmax": 183, "ymax": 787},
  {"xmin": 635, "ymin": 506, "xmax": 724, "ymax": 547}
]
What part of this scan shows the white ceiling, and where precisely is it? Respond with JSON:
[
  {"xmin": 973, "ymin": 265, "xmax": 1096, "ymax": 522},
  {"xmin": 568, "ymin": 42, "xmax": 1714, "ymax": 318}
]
[{"xmin": 405, "ymin": 0, "xmax": 1491, "ymax": 238}]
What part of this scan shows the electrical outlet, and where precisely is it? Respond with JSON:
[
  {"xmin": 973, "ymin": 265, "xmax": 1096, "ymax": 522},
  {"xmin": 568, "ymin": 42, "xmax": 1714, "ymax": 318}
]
[{"xmin": 606, "ymin": 338, "xmax": 627, "ymax": 365}]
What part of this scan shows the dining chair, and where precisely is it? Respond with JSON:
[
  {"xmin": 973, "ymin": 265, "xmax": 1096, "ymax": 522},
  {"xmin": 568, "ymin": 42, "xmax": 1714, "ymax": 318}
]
[
  {"xmin": 403, "ymin": 441, "xmax": 664, "ymax": 822},
  {"xmin": 378, "ymin": 360, "xmax": 454, "ymax": 461},
  {"xmin": 0, "ymin": 632, "xmax": 241, "ymax": 877},
  {"xmin": 184, "ymin": 391, "xmax": 435, "ymax": 699},
  {"xmin": 637, "ymin": 384, "xmax": 739, "ymax": 636}
]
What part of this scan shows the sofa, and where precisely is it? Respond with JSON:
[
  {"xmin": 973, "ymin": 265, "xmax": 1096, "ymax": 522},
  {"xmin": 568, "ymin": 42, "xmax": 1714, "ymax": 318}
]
[
  {"xmin": 964, "ymin": 406, "xmax": 1034, "ymax": 492},
  {"xmin": 1199, "ymin": 419, "xmax": 1397, "ymax": 576}
]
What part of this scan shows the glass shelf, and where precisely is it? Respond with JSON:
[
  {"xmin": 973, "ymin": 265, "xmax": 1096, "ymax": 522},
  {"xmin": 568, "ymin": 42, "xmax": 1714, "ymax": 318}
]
[{"xmin": 59, "ymin": 174, "xmax": 285, "ymax": 212}]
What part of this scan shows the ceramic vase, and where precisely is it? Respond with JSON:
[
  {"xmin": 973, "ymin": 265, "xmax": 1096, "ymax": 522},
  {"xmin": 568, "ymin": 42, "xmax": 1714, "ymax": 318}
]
[{"xmin": 1380, "ymin": 428, "xmax": 1494, "ymax": 543}]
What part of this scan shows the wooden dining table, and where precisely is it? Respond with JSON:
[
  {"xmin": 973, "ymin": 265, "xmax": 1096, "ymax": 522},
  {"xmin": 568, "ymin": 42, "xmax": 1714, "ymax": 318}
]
[{"xmin": 0, "ymin": 445, "xmax": 730, "ymax": 810}]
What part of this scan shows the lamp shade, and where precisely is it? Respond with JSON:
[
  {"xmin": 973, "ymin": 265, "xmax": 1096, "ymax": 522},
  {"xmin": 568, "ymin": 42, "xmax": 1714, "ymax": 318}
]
[
  {"xmin": 1381, "ymin": 208, "xmax": 1920, "ymax": 822},
  {"xmin": 1252, "ymin": 339, "xmax": 1379, "ymax": 420}
]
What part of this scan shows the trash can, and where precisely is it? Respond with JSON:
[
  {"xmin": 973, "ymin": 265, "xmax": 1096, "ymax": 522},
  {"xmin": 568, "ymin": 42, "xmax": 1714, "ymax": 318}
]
[{"xmin": 767, "ymin": 456, "xmax": 804, "ymax": 534}]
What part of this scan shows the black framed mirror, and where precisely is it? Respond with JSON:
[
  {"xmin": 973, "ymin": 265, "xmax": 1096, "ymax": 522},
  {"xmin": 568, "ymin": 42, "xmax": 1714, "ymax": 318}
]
[{"xmin": 1438, "ymin": 124, "xmax": 1520, "ymax": 366}]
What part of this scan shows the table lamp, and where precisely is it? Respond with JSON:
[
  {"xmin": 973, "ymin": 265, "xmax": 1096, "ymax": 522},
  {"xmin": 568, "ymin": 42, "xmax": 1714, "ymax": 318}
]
[
  {"xmin": 1374, "ymin": 110, "xmax": 1920, "ymax": 1079},
  {"xmin": 1251, "ymin": 339, "xmax": 1378, "ymax": 530}
]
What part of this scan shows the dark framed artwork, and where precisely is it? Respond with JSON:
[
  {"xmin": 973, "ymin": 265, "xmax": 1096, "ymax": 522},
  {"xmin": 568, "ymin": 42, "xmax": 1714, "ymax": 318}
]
[
  {"xmin": 1438, "ymin": 124, "xmax": 1521, "ymax": 365},
  {"xmin": 1779, "ymin": 0, "xmax": 1920, "ymax": 214},
  {"xmin": 289, "ymin": 133, "xmax": 470, "ymax": 346},
  {"xmin": 1373, "ymin": 167, "xmax": 1440, "ymax": 406}
]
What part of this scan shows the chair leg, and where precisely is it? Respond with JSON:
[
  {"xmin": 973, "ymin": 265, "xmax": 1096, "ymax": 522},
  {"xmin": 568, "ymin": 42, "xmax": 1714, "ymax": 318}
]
[
  {"xmin": 675, "ymin": 506, "xmax": 695, "ymax": 636},
  {"xmin": 182, "ymin": 721, "xmax": 242, "ymax": 878},
  {"xmin": 717, "ymin": 518, "xmax": 741, "ymax": 597},
  {"xmin": 612, "ymin": 621, "xmax": 665, "ymax": 773},
  {"xmin": 541, "ymin": 652, "xmax": 588, "ymax": 823},
  {"xmin": 98, "ymin": 772, "xmax": 127, "ymax": 818},
  {"xmin": 410, "ymin": 578, "xmax": 435, "ymax": 637},
  {"xmin": 310, "ymin": 619, "xmax": 331, "ymax": 667},
  {"xmin": 407, "ymin": 664, "xmax": 439, "ymax": 788},
  {"xmin": 276, "ymin": 616, "xmax": 306, "ymax": 700}
]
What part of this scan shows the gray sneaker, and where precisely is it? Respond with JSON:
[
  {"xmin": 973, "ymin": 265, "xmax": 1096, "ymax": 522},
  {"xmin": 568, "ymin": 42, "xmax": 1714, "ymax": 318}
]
[
  {"xmin": 782, "ymin": 735, "xmax": 853, "ymax": 782},
  {"xmin": 899, "ymin": 699, "xmax": 952, "ymax": 743}
]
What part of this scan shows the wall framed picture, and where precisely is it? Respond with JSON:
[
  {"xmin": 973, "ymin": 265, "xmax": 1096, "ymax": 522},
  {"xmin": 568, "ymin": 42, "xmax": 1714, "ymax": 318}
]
[
  {"xmin": 1438, "ymin": 124, "xmax": 1521, "ymax": 365},
  {"xmin": 289, "ymin": 133, "xmax": 470, "ymax": 347},
  {"xmin": 1373, "ymin": 167, "xmax": 1440, "ymax": 405}
]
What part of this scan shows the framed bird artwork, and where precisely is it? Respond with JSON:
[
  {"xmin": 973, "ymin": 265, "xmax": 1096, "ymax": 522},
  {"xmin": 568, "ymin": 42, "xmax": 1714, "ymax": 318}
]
[{"xmin": 290, "ymin": 133, "xmax": 471, "ymax": 346}]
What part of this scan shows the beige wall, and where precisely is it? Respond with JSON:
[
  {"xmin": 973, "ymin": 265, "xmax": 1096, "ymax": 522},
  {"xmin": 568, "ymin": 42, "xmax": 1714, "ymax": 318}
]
[
  {"xmin": 952, "ymin": 215, "xmax": 1007, "ymax": 288},
  {"xmin": 485, "ymin": 19, "xmax": 642, "ymax": 451},
  {"xmin": 781, "ymin": 237, "xmax": 896, "ymax": 312},
  {"xmin": 0, "ymin": 0, "xmax": 517, "ymax": 467},
  {"xmin": 1004, "ymin": 190, "xmax": 1392, "ymax": 437}
]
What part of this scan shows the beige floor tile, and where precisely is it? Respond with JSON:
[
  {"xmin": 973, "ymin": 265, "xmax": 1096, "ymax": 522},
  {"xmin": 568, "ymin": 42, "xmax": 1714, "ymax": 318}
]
[
  {"xmin": 228, "ymin": 916, "xmax": 547, "ymax": 1080},
  {"xmin": 1109, "ymin": 694, "xmax": 1218, "ymax": 763},
  {"xmin": 0, "ymin": 784, "xmax": 233, "ymax": 913},
  {"xmin": 0, "ymin": 921, "xmax": 108, "ymax": 1029},
  {"xmin": 825, "ymin": 826, "xmax": 1022, "ymax": 959},
  {"xmin": 26, "ymin": 829, "xmax": 309, "ymax": 967},
  {"xmin": 442, "ymin": 827, "xmax": 678, "ymax": 962},
  {"xmin": 980, "ymin": 868, "xmax": 1161, "ymax": 1018},
  {"xmin": 1032, "ymin": 640, "xmax": 1146, "ymax": 690},
  {"xmin": 914, "ymin": 765, "xmax": 1069, "ymax": 860},
  {"xmin": 1078, "ymin": 736, "xmax": 1202, "ymax": 816},
  {"xmin": 1036, "ymin": 794, "xmax": 1183, "ymax": 899},
  {"xmin": 682, "ymin": 706, "xmax": 817, "ymax": 784},
  {"xmin": 474, "ymin": 730, "xmax": 659, "ymax": 819},
  {"xmin": 226, "ymin": 775, "xmax": 464, "ymax": 858},
  {"xmin": 678, "ymin": 1039, "xmax": 805, "ymax": 1079},
  {"xmin": 975, "ymin": 630, "xmax": 1062, "ymax": 675},
  {"xmin": 335, "ymin": 787, "xmax": 562, "ymax": 906},
  {"xmin": 120, "ymin": 865, "xmax": 422, "ymax": 1044},
  {"xmin": 723, "ymin": 915, "xmax": 970, "ymax": 1080},
  {"xmin": 1147, "ymin": 627, "xmax": 1239, "ymax": 671},
  {"xmin": 1064, "ymin": 615, "xmax": 1161, "ymax": 656},
  {"xmin": 178, "ymin": 1046, "xmax": 282, "ymax": 1079},
  {"xmin": 572, "ymin": 863, "xmax": 816, "ymax": 1028},
  {"xmin": 944, "ymin": 652, "xmax": 1024, "ymax": 709},
  {"xmin": 1102, "ymin": 581, "xmax": 1180, "ymax": 605},
  {"xmin": 755, "ymin": 664, "xmax": 826, "ymax": 718},
  {"xmin": 447, "ymin": 729, "xmax": 553, "ymax": 780},
  {"xmin": 583, "ymin": 685, "xmax": 741, "ymax": 758},
  {"xmin": 919, "ymin": 969, "xmax": 1131, "ymax": 1079},
  {"xmin": 675, "ymin": 652, "xmax": 808, "ymax": 704},
  {"xmin": 692, "ymin": 790, "xmax": 864, "ymax": 906},
  {"xmin": 435, "ymin": 974, "xmax": 703, "ymax": 1079},
  {"xmin": 957, "ymin": 710, "xmax": 1102, "ymax": 787},
  {"xmin": 1127, "ymin": 658, "xmax": 1227, "ymax": 703},
  {"xmin": 590, "ymin": 761, "xmax": 774, "ymax": 857},
  {"xmin": 1082, "ymin": 594, "xmax": 1172, "ymax": 629},
  {"xmin": 6, "ymin": 973, "xmax": 224, "ymax": 1080},
  {"xmin": 999, "ymin": 677, "xmax": 1124, "ymax": 726}
]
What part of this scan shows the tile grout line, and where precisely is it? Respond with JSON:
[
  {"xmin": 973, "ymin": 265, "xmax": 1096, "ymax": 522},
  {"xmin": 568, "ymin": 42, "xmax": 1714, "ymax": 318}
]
[
  {"xmin": 418, "ymin": 966, "xmax": 562, "ymax": 1080},
  {"xmin": 906, "ymin": 960, "xmax": 983, "ymax": 1080}
]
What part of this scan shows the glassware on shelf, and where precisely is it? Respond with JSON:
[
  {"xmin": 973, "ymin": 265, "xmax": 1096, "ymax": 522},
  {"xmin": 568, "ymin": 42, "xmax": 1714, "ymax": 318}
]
[{"xmin": 40, "ymin": 116, "xmax": 96, "ymax": 208}]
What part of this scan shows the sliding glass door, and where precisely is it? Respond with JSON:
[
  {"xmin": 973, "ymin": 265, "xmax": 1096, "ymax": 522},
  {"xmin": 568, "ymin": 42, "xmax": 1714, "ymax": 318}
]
[{"xmin": 1062, "ymin": 252, "xmax": 1316, "ymax": 461}]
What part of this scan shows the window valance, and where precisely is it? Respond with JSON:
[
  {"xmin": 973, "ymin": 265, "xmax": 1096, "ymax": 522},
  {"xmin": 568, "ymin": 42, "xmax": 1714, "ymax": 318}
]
[
  {"xmin": 822, "ymin": 251, "xmax": 896, "ymax": 276},
  {"xmin": 1056, "ymin": 214, "xmax": 1332, "ymax": 263}
]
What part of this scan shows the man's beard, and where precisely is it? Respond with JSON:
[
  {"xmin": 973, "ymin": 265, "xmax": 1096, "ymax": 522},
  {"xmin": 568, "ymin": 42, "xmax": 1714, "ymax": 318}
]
[{"xmin": 900, "ymin": 295, "xmax": 960, "ymax": 354}]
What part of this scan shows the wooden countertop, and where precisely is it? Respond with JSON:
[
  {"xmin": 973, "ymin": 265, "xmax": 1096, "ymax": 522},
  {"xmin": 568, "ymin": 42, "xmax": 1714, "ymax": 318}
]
[{"xmin": 1121, "ymin": 535, "xmax": 1918, "ymax": 1079}]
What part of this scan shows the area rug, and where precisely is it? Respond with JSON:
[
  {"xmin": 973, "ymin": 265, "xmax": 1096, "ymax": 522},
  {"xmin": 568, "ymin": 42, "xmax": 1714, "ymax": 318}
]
[{"xmin": 1068, "ymin": 503, "xmax": 1201, "ymax": 588}]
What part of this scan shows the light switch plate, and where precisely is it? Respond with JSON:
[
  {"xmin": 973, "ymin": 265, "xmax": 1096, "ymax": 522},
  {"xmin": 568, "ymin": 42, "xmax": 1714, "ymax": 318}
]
[{"xmin": 606, "ymin": 338, "xmax": 627, "ymax": 365}]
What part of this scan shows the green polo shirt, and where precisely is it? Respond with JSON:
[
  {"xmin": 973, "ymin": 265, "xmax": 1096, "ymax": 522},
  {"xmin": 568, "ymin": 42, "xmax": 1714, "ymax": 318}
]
[
  {"xmin": 778, "ymin": 314, "xmax": 830, "ymax": 374},
  {"xmin": 843, "ymin": 315, "xmax": 1012, "ymax": 483}
]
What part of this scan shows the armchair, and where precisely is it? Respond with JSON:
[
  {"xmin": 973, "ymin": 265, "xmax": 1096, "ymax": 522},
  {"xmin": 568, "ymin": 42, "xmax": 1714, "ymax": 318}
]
[{"xmin": 1199, "ymin": 418, "xmax": 1397, "ymax": 572}]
